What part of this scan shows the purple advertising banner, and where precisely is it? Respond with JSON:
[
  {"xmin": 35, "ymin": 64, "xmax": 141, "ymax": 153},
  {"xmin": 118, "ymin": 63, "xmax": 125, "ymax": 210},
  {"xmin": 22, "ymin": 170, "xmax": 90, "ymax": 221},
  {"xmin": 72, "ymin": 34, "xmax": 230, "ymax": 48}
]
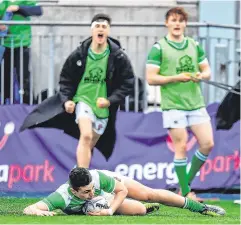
[{"xmin": 0, "ymin": 103, "xmax": 240, "ymax": 194}]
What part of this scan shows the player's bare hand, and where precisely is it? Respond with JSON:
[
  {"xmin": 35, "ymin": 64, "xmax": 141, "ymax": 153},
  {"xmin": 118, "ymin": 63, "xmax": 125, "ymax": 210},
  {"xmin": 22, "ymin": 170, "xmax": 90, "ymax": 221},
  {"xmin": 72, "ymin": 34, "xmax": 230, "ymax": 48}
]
[
  {"xmin": 0, "ymin": 25, "xmax": 6, "ymax": 31},
  {"xmin": 6, "ymin": 5, "xmax": 19, "ymax": 12},
  {"xmin": 88, "ymin": 209, "xmax": 110, "ymax": 216},
  {"xmin": 23, "ymin": 206, "xmax": 56, "ymax": 216},
  {"xmin": 189, "ymin": 72, "xmax": 203, "ymax": 82},
  {"xmin": 96, "ymin": 98, "xmax": 110, "ymax": 108},
  {"xmin": 64, "ymin": 100, "xmax": 75, "ymax": 114},
  {"xmin": 175, "ymin": 73, "xmax": 192, "ymax": 82}
]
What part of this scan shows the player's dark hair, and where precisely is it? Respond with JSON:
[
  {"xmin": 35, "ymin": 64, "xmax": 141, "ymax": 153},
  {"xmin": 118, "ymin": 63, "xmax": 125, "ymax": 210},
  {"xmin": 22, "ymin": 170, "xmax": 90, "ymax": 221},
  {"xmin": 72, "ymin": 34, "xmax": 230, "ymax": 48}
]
[
  {"xmin": 91, "ymin": 13, "xmax": 111, "ymax": 25},
  {"xmin": 69, "ymin": 167, "xmax": 92, "ymax": 191},
  {"xmin": 165, "ymin": 7, "xmax": 188, "ymax": 22}
]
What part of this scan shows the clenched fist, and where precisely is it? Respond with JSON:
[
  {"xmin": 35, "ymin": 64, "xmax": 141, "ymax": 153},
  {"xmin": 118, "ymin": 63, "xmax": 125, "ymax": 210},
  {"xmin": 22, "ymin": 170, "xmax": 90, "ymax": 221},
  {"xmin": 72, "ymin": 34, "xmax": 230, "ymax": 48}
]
[
  {"xmin": 64, "ymin": 100, "xmax": 75, "ymax": 114},
  {"xmin": 96, "ymin": 98, "xmax": 110, "ymax": 108},
  {"xmin": 6, "ymin": 5, "xmax": 19, "ymax": 12}
]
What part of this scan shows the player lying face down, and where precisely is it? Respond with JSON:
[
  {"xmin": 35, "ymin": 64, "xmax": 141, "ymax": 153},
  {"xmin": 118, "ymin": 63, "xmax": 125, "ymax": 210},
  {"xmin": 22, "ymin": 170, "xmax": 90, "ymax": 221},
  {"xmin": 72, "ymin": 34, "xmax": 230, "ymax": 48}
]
[
  {"xmin": 23, "ymin": 168, "xmax": 225, "ymax": 217},
  {"xmin": 22, "ymin": 168, "xmax": 159, "ymax": 216}
]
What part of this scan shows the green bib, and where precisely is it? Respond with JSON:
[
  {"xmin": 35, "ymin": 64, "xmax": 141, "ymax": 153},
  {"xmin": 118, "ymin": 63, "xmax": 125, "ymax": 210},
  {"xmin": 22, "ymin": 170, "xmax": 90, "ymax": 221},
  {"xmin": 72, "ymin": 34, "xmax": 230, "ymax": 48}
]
[
  {"xmin": 159, "ymin": 37, "xmax": 205, "ymax": 111},
  {"xmin": 73, "ymin": 47, "xmax": 109, "ymax": 118}
]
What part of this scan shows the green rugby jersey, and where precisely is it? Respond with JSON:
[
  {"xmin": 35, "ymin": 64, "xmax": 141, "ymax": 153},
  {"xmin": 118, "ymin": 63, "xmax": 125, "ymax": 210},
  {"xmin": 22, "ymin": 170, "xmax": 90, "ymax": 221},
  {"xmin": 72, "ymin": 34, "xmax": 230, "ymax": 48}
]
[
  {"xmin": 147, "ymin": 37, "xmax": 206, "ymax": 111},
  {"xmin": 73, "ymin": 47, "xmax": 109, "ymax": 118},
  {"xmin": 41, "ymin": 170, "xmax": 116, "ymax": 214}
]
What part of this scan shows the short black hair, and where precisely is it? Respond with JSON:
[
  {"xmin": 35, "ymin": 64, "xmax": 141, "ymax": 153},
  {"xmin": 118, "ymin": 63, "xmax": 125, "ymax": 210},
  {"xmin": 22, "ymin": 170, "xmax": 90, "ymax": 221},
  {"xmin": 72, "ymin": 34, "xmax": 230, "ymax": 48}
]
[
  {"xmin": 91, "ymin": 13, "xmax": 111, "ymax": 25},
  {"xmin": 69, "ymin": 167, "xmax": 92, "ymax": 191}
]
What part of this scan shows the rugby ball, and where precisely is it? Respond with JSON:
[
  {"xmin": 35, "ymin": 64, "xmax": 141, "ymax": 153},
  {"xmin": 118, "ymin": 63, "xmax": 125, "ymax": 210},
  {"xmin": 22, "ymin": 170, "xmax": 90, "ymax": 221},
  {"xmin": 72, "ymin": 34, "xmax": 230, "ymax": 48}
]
[{"xmin": 82, "ymin": 196, "xmax": 110, "ymax": 214}]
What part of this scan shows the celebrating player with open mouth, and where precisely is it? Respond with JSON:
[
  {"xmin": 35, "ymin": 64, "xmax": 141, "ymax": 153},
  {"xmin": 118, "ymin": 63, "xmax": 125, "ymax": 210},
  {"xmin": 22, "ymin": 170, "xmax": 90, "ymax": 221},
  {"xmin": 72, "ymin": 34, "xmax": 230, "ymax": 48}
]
[{"xmin": 20, "ymin": 13, "xmax": 135, "ymax": 168}]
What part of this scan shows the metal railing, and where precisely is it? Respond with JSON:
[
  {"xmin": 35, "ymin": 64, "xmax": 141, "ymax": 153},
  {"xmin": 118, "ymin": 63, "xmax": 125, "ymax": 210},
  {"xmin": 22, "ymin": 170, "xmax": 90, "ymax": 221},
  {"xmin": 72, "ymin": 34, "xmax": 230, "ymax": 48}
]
[{"xmin": 0, "ymin": 21, "xmax": 239, "ymax": 111}]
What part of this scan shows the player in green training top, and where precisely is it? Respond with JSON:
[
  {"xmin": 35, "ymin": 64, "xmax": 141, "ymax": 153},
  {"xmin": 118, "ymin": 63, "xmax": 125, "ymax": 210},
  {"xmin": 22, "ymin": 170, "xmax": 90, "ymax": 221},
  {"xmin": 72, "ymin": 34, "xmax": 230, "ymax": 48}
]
[
  {"xmin": 61, "ymin": 13, "xmax": 134, "ymax": 168},
  {"xmin": 23, "ymin": 167, "xmax": 225, "ymax": 216},
  {"xmin": 146, "ymin": 7, "xmax": 214, "ymax": 201},
  {"xmin": 20, "ymin": 13, "xmax": 134, "ymax": 165}
]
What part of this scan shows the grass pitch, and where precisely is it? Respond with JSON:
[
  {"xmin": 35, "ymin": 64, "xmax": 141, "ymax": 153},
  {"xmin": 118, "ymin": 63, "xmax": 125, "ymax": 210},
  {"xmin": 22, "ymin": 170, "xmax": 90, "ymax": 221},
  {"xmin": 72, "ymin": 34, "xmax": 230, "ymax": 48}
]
[{"xmin": 0, "ymin": 197, "xmax": 240, "ymax": 224}]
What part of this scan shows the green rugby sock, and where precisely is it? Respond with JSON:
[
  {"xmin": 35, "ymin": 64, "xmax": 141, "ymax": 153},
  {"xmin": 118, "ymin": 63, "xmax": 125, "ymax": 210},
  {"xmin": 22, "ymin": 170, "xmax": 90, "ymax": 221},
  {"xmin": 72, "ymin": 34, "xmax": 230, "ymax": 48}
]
[
  {"xmin": 183, "ymin": 198, "xmax": 205, "ymax": 213},
  {"xmin": 188, "ymin": 150, "xmax": 208, "ymax": 184},
  {"xmin": 174, "ymin": 158, "xmax": 190, "ymax": 196}
]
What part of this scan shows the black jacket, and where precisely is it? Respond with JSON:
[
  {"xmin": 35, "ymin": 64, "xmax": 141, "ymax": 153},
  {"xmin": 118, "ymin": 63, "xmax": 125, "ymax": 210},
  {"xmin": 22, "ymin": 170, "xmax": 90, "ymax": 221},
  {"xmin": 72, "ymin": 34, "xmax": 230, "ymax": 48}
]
[
  {"xmin": 20, "ymin": 37, "xmax": 135, "ymax": 160},
  {"xmin": 216, "ymin": 80, "xmax": 240, "ymax": 130}
]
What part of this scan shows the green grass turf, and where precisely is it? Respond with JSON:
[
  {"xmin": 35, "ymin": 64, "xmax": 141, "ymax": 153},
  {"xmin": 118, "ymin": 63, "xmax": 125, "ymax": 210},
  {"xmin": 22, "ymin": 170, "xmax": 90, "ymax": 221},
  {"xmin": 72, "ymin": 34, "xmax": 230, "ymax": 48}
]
[{"xmin": 0, "ymin": 197, "xmax": 239, "ymax": 224}]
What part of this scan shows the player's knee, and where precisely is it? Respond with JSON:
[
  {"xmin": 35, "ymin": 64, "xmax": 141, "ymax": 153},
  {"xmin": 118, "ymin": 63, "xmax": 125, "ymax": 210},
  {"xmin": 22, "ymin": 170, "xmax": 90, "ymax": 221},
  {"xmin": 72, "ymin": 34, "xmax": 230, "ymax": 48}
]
[
  {"xmin": 143, "ymin": 189, "xmax": 158, "ymax": 202},
  {"xmin": 81, "ymin": 132, "xmax": 93, "ymax": 145},
  {"xmin": 138, "ymin": 206, "xmax": 147, "ymax": 215},
  {"xmin": 172, "ymin": 137, "xmax": 187, "ymax": 149}
]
